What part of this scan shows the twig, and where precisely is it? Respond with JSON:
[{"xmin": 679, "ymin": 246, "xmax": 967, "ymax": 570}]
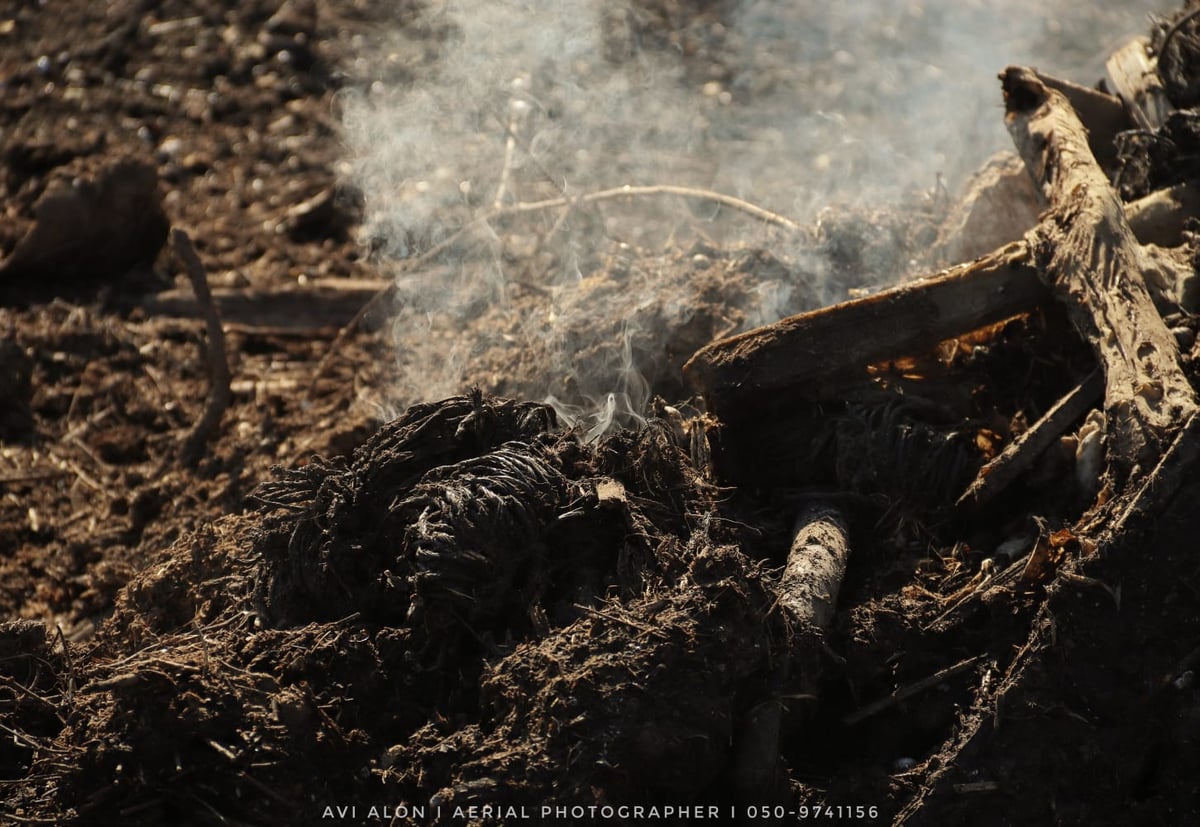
[
  {"xmin": 233, "ymin": 770, "xmax": 297, "ymax": 809},
  {"xmin": 924, "ymin": 552, "xmax": 1029, "ymax": 633},
  {"xmin": 0, "ymin": 470, "xmax": 72, "ymax": 486},
  {"xmin": 492, "ymin": 97, "xmax": 529, "ymax": 208},
  {"xmin": 843, "ymin": 655, "xmax": 984, "ymax": 725},
  {"xmin": 0, "ymin": 720, "xmax": 64, "ymax": 754},
  {"xmin": 171, "ymin": 229, "xmax": 231, "ymax": 468},
  {"xmin": 0, "ymin": 674, "xmax": 64, "ymax": 723},
  {"xmin": 4, "ymin": 813, "xmax": 64, "ymax": 825},
  {"xmin": 513, "ymin": 184, "xmax": 803, "ymax": 232},
  {"xmin": 47, "ymin": 454, "xmax": 102, "ymax": 492}
]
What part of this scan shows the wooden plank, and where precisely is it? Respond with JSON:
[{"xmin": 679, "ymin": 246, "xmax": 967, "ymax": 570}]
[
  {"xmin": 1105, "ymin": 37, "xmax": 1170, "ymax": 130},
  {"xmin": 683, "ymin": 242, "xmax": 1045, "ymax": 418}
]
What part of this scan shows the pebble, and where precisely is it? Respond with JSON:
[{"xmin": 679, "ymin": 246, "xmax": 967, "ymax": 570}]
[{"xmin": 158, "ymin": 136, "xmax": 183, "ymax": 158}]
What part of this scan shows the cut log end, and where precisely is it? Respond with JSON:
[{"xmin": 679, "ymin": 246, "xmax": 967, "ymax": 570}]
[{"xmin": 1001, "ymin": 66, "xmax": 1050, "ymax": 115}]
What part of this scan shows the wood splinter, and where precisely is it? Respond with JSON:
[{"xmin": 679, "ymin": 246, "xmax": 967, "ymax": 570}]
[{"xmin": 957, "ymin": 370, "xmax": 1104, "ymax": 510}]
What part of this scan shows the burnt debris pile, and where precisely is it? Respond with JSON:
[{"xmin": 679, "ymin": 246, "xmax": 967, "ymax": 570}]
[{"xmin": 8, "ymin": 3, "xmax": 1200, "ymax": 826}]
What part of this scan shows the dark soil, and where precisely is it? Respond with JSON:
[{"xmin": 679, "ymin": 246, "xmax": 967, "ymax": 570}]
[{"xmin": 4, "ymin": 2, "xmax": 1200, "ymax": 826}]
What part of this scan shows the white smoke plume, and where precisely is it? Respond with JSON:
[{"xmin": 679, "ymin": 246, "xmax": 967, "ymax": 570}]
[{"xmin": 340, "ymin": 0, "xmax": 1174, "ymax": 432}]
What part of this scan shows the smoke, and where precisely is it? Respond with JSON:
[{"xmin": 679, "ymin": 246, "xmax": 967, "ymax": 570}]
[{"xmin": 341, "ymin": 0, "xmax": 1174, "ymax": 431}]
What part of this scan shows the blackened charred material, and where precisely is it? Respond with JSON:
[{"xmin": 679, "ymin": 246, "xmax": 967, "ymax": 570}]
[
  {"xmin": 251, "ymin": 392, "xmax": 559, "ymax": 626},
  {"xmin": 1154, "ymin": 6, "xmax": 1200, "ymax": 110},
  {"xmin": 393, "ymin": 443, "xmax": 572, "ymax": 630},
  {"xmin": 707, "ymin": 394, "xmax": 981, "ymax": 519},
  {"xmin": 835, "ymin": 399, "xmax": 981, "ymax": 512},
  {"xmin": 1114, "ymin": 110, "xmax": 1200, "ymax": 201}
]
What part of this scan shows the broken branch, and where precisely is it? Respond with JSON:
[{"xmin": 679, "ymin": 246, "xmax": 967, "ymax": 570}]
[
  {"xmin": 778, "ymin": 502, "xmax": 851, "ymax": 629},
  {"xmin": 171, "ymin": 229, "xmax": 231, "ymax": 468},
  {"xmin": 1002, "ymin": 66, "xmax": 1198, "ymax": 482},
  {"xmin": 843, "ymin": 655, "xmax": 984, "ymax": 726},
  {"xmin": 735, "ymin": 501, "xmax": 850, "ymax": 805}
]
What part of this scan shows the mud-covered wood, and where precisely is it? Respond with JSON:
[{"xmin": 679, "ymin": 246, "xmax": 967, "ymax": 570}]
[
  {"xmin": 1002, "ymin": 66, "xmax": 1198, "ymax": 482},
  {"xmin": 683, "ymin": 243, "xmax": 1046, "ymax": 418},
  {"xmin": 778, "ymin": 502, "xmax": 850, "ymax": 629},
  {"xmin": 734, "ymin": 501, "xmax": 850, "ymax": 806}
]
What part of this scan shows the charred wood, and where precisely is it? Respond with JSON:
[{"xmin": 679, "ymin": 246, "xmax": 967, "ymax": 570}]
[{"xmin": 683, "ymin": 243, "xmax": 1045, "ymax": 419}]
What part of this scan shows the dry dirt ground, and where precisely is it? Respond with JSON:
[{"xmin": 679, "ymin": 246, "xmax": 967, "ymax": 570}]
[{"xmin": 3, "ymin": 1, "xmax": 1200, "ymax": 825}]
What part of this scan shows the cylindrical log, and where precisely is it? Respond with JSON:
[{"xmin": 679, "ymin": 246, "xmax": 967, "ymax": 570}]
[
  {"xmin": 779, "ymin": 502, "xmax": 851, "ymax": 629},
  {"xmin": 733, "ymin": 502, "xmax": 851, "ymax": 812}
]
